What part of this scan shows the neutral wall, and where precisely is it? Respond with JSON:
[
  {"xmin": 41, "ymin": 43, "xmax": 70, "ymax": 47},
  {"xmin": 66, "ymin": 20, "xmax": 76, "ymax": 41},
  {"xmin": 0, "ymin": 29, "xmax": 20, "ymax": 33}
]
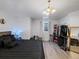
[
  {"xmin": 31, "ymin": 19, "xmax": 59, "ymax": 37},
  {"xmin": 0, "ymin": 11, "xmax": 11, "ymax": 31},
  {"xmin": 31, "ymin": 19, "xmax": 42, "ymax": 37},
  {"xmin": 14, "ymin": 17, "xmax": 32, "ymax": 39},
  {"xmin": 0, "ymin": 11, "xmax": 32, "ymax": 39},
  {"xmin": 59, "ymin": 10, "xmax": 79, "ymax": 38},
  {"xmin": 59, "ymin": 11, "xmax": 79, "ymax": 26},
  {"xmin": 49, "ymin": 19, "xmax": 59, "ymax": 34}
]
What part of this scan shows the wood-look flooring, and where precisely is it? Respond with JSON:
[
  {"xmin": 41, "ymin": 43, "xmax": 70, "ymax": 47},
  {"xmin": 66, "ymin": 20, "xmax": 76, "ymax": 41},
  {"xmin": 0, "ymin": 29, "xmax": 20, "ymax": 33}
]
[{"xmin": 43, "ymin": 42, "xmax": 79, "ymax": 59}]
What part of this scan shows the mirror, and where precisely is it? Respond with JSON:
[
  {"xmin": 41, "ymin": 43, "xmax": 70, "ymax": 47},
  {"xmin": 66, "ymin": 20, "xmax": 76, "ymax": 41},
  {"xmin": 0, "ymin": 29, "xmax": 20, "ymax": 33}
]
[{"xmin": 70, "ymin": 26, "xmax": 79, "ymax": 53}]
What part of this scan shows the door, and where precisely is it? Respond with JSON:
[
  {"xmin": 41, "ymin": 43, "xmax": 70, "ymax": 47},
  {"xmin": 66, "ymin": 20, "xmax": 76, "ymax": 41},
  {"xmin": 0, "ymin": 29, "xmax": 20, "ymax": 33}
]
[{"xmin": 42, "ymin": 17, "xmax": 50, "ymax": 41}]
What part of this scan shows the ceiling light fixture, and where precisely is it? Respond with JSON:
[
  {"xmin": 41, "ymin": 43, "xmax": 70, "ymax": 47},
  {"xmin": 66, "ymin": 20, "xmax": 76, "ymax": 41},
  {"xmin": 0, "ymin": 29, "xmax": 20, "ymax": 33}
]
[{"xmin": 43, "ymin": 0, "xmax": 56, "ymax": 15}]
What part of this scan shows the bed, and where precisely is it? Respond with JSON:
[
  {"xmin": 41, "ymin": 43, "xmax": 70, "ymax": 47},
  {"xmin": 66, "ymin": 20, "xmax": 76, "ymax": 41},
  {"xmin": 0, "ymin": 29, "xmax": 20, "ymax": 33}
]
[
  {"xmin": 0, "ymin": 40, "xmax": 45, "ymax": 59},
  {"xmin": 0, "ymin": 31, "xmax": 45, "ymax": 59}
]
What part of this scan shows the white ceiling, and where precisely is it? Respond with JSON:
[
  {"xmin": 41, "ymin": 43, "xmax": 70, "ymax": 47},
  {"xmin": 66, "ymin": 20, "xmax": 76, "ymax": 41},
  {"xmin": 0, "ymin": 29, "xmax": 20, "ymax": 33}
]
[{"xmin": 0, "ymin": 0, "xmax": 79, "ymax": 20}]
